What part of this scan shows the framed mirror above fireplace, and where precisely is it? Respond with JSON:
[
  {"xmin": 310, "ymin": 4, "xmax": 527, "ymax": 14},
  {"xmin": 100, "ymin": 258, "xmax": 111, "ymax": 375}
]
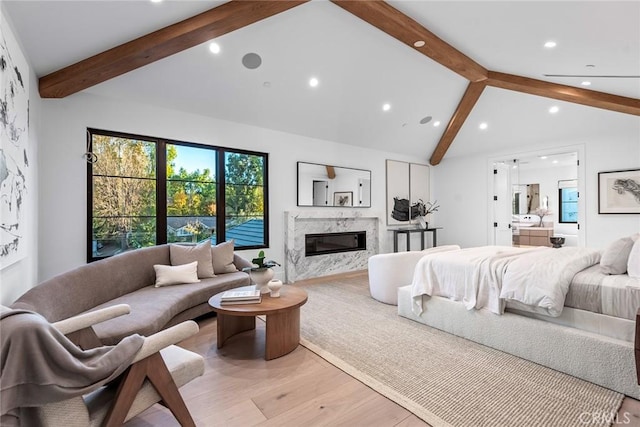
[{"xmin": 297, "ymin": 162, "xmax": 371, "ymax": 207}]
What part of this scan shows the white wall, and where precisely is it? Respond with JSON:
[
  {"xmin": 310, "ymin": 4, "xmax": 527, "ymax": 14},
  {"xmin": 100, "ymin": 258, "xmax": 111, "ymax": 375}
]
[
  {"xmin": 37, "ymin": 92, "xmax": 422, "ymax": 283},
  {"xmin": 433, "ymin": 132, "xmax": 640, "ymax": 249},
  {"xmin": 0, "ymin": 7, "xmax": 40, "ymax": 305}
]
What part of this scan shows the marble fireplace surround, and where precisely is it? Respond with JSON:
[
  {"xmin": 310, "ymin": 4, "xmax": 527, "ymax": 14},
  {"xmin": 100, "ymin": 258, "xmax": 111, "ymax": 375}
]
[{"xmin": 284, "ymin": 211, "xmax": 380, "ymax": 283}]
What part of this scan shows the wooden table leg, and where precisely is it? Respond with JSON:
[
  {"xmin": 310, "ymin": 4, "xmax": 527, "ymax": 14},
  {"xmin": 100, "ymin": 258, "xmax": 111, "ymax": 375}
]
[
  {"xmin": 265, "ymin": 308, "xmax": 300, "ymax": 360},
  {"xmin": 217, "ymin": 314, "xmax": 256, "ymax": 349}
]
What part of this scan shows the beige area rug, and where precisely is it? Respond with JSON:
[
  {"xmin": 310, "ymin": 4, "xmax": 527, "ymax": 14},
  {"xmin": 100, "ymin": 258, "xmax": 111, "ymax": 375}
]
[{"xmin": 295, "ymin": 275, "xmax": 623, "ymax": 427}]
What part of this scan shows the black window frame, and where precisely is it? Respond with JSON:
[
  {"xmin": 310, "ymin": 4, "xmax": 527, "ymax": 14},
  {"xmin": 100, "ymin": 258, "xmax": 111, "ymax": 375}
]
[
  {"xmin": 558, "ymin": 181, "xmax": 578, "ymax": 224},
  {"xmin": 87, "ymin": 128, "xmax": 269, "ymax": 262}
]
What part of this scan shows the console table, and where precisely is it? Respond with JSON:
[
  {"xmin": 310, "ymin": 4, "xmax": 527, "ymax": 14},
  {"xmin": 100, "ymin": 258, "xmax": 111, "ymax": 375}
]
[{"xmin": 391, "ymin": 227, "xmax": 442, "ymax": 252}]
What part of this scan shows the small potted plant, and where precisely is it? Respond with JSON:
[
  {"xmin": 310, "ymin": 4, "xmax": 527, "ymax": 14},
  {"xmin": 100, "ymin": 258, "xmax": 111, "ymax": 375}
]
[
  {"xmin": 243, "ymin": 250, "xmax": 281, "ymax": 294},
  {"xmin": 415, "ymin": 200, "xmax": 440, "ymax": 229}
]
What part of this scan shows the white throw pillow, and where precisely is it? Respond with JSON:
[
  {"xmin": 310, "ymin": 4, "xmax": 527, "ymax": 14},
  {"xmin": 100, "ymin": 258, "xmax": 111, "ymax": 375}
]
[
  {"xmin": 211, "ymin": 240, "xmax": 238, "ymax": 274},
  {"xmin": 170, "ymin": 241, "xmax": 215, "ymax": 279},
  {"xmin": 600, "ymin": 233, "xmax": 639, "ymax": 275},
  {"xmin": 154, "ymin": 261, "xmax": 200, "ymax": 287},
  {"xmin": 628, "ymin": 239, "xmax": 640, "ymax": 279}
]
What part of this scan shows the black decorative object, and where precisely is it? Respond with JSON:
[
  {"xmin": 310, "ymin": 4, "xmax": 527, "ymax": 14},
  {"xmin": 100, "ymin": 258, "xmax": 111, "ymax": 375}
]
[
  {"xmin": 550, "ymin": 237, "xmax": 565, "ymax": 248},
  {"xmin": 391, "ymin": 198, "xmax": 439, "ymax": 222}
]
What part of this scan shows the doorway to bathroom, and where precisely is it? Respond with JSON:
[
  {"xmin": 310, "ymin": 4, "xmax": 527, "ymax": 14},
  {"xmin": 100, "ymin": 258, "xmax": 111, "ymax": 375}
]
[{"xmin": 489, "ymin": 147, "xmax": 585, "ymax": 247}]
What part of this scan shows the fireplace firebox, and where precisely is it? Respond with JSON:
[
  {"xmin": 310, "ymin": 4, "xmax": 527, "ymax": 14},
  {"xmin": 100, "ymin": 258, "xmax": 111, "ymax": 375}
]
[{"xmin": 305, "ymin": 231, "xmax": 366, "ymax": 257}]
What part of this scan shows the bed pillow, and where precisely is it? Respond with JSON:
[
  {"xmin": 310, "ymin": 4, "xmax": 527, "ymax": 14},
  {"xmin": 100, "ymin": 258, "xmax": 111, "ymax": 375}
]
[
  {"xmin": 170, "ymin": 241, "xmax": 215, "ymax": 278},
  {"xmin": 154, "ymin": 261, "xmax": 200, "ymax": 287},
  {"xmin": 600, "ymin": 234, "xmax": 639, "ymax": 275},
  {"xmin": 628, "ymin": 239, "xmax": 640, "ymax": 278},
  {"xmin": 211, "ymin": 240, "xmax": 238, "ymax": 274}
]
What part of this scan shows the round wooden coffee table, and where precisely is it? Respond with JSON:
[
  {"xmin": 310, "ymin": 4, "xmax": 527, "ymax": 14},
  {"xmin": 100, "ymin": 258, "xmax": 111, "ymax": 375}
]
[{"xmin": 208, "ymin": 285, "xmax": 308, "ymax": 360}]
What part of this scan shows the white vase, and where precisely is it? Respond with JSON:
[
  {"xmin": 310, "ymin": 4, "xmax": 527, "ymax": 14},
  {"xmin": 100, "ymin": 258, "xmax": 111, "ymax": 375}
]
[
  {"xmin": 267, "ymin": 279, "xmax": 283, "ymax": 297},
  {"xmin": 251, "ymin": 268, "xmax": 274, "ymax": 294},
  {"xmin": 417, "ymin": 216, "xmax": 427, "ymax": 229}
]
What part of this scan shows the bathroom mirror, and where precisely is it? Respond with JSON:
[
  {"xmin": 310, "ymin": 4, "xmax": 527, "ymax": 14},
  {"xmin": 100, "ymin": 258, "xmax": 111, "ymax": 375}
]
[
  {"xmin": 297, "ymin": 162, "xmax": 371, "ymax": 207},
  {"xmin": 512, "ymin": 183, "xmax": 540, "ymax": 214}
]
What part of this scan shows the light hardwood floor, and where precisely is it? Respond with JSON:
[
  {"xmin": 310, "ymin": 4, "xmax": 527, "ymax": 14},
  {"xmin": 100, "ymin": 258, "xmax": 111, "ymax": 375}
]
[{"xmin": 127, "ymin": 272, "xmax": 640, "ymax": 427}]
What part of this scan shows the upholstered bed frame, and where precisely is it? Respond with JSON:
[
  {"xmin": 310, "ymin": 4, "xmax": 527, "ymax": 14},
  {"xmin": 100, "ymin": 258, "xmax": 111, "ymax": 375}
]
[{"xmin": 397, "ymin": 285, "xmax": 640, "ymax": 399}]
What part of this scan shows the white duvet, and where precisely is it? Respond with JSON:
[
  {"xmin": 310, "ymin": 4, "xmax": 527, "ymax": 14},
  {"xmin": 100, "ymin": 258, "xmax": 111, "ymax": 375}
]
[{"xmin": 411, "ymin": 246, "xmax": 601, "ymax": 317}]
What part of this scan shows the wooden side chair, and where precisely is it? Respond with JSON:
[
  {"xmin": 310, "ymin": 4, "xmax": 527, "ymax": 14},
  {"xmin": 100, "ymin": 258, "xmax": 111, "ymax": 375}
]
[{"xmin": 1, "ymin": 304, "xmax": 204, "ymax": 426}]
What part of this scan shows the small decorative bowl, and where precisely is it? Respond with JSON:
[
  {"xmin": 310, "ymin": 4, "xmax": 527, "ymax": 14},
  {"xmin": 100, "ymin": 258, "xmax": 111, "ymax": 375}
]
[
  {"xmin": 267, "ymin": 279, "xmax": 283, "ymax": 297},
  {"xmin": 550, "ymin": 237, "xmax": 565, "ymax": 248}
]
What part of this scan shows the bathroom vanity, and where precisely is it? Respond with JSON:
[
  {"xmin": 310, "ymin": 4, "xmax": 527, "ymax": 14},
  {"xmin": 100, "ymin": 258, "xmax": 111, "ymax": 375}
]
[{"xmin": 513, "ymin": 227, "xmax": 553, "ymax": 247}]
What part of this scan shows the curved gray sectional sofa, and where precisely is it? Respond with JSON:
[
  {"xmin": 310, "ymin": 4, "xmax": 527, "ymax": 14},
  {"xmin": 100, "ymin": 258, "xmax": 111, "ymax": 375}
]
[{"xmin": 12, "ymin": 244, "xmax": 252, "ymax": 345}]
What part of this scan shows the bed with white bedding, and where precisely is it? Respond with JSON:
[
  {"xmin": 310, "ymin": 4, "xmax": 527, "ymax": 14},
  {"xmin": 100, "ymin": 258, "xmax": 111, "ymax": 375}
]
[
  {"xmin": 399, "ymin": 243, "xmax": 640, "ymax": 398},
  {"xmin": 410, "ymin": 245, "xmax": 603, "ymax": 318}
]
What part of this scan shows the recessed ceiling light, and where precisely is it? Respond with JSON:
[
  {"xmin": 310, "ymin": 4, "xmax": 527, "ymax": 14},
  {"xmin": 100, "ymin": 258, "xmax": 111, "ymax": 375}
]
[
  {"xmin": 433, "ymin": 121, "xmax": 441, "ymax": 127},
  {"xmin": 479, "ymin": 122, "xmax": 488, "ymax": 130},
  {"xmin": 581, "ymin": 81, "xmax": 591, "ymax": 86},
  {"xmin": 549, "ymin": 106, "xmax": 559, "ymax": 114},
  {"xmin": 512, "ymin": 165, "xmax": 518, "ymax": 169},
  {"xmin": 309, "ymin": 77, "xmax": 319, "ymax": 88},
  {"xmin": 544, "ymin": 41, "xmax": 557, "ymax": 48},
  {"xmin": 413, "ymin": 40, "xmax": 426, "ymax": 48},
  {"xmin": 552, "ymin": 160, "xmax": 559, "ymax": 164},
  {"xmin": 150, "ymin": 0, "xmax": 162, "ymax": 3},
  {"xmin": 209, "ymin": 42, "xmax": 220, "ymax": 54},
  {"xmin": 540, "ymin": 156, "xmax": 548, "ymax": 160},
  {"xmin": 382, "ymin": 103, "xmax": 391, "ymax": 112}
]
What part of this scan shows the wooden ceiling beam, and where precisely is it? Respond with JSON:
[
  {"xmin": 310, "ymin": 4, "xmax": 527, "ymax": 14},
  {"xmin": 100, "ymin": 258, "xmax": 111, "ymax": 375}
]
[
  {"xmin": 487, "ymin": 71, "xmax": 640, "ymax": 116},
  {"xmin": 38, "ymin": 0, "xmax": 640, "ymax": 164},
  {"xmin": 39, "ymin": 0, "xmax": 308, "ymax": 98},
  {"xmin": 332, "ymin": 1, "xmax": 640, "ymax": 162},
  {"xmin": 326, "ymin": 166, "xmax": 336, "ymax": 179},
  {"xmin": 430, "ymin": 81, "xmax": 487, "ymax": 166},
  {"xmin": 331, "ymin": 0, "xmax": 488, "ymax": 82}
]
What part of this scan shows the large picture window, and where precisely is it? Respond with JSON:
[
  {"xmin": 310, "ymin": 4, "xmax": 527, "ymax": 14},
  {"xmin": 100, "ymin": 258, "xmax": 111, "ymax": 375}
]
[{"xmin": 88, "ymin": 129, "xmax": 268, "ymax": 261}]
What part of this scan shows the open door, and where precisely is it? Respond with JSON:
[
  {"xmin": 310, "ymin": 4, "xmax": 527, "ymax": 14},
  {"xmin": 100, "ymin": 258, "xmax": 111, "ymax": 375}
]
[
  {"xmin": 313, "ymin": 180, "xmax": 328, "ymax": 206},
  {"xmin": 493, "ymin": 161, "xmax": 514, "ymax": 246},
  {"xmin": 490, "ymin": 150, "xmax": 582, "ymax": 247}
]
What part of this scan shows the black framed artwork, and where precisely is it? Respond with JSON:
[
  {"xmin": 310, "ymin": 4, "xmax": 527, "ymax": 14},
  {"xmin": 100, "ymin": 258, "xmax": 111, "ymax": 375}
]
[
  {"xmin": 598, "ymin": 169, "xmax": 640, "ymax": 214},
  {"xmin": 333, "ymin": 191, "xmax": 353, "ymax": 207}
]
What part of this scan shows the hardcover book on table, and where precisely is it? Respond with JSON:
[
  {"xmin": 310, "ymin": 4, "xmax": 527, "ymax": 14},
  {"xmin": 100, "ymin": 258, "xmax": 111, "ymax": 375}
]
[
  {"xmin": 220, "ymin": 290, "xmax": 261, "ymax": 301},
  {"xmin": 220, "ymin": 297, "xmax": 262, "ymax": 305}
]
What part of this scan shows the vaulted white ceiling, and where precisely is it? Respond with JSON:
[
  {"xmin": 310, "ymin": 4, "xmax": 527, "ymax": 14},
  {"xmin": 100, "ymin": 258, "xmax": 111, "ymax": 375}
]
[{"xmin": 4, "ymin": 0, "xmax": 640, "ymax": 161}]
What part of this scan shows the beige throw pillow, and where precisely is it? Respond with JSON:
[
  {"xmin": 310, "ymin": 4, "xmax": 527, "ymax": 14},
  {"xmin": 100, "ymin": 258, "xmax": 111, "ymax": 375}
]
[
  {"xmin": 170, "ymin": 241, "xmax": 215, "ymax": 279},
  {"xmin": 211, "ymin": 240, "xmax": 238, "ymax": 274},
  {"xmin": 600, "ymin": 234, "xmax": 639, "ymax": 275},
  {"xmin": 154, "ymin": 261, "xmax": 200, "ymax": 287},
  {"xmin": 628, "ymin": 239, "xmax": 640, "ymax": 279}
]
